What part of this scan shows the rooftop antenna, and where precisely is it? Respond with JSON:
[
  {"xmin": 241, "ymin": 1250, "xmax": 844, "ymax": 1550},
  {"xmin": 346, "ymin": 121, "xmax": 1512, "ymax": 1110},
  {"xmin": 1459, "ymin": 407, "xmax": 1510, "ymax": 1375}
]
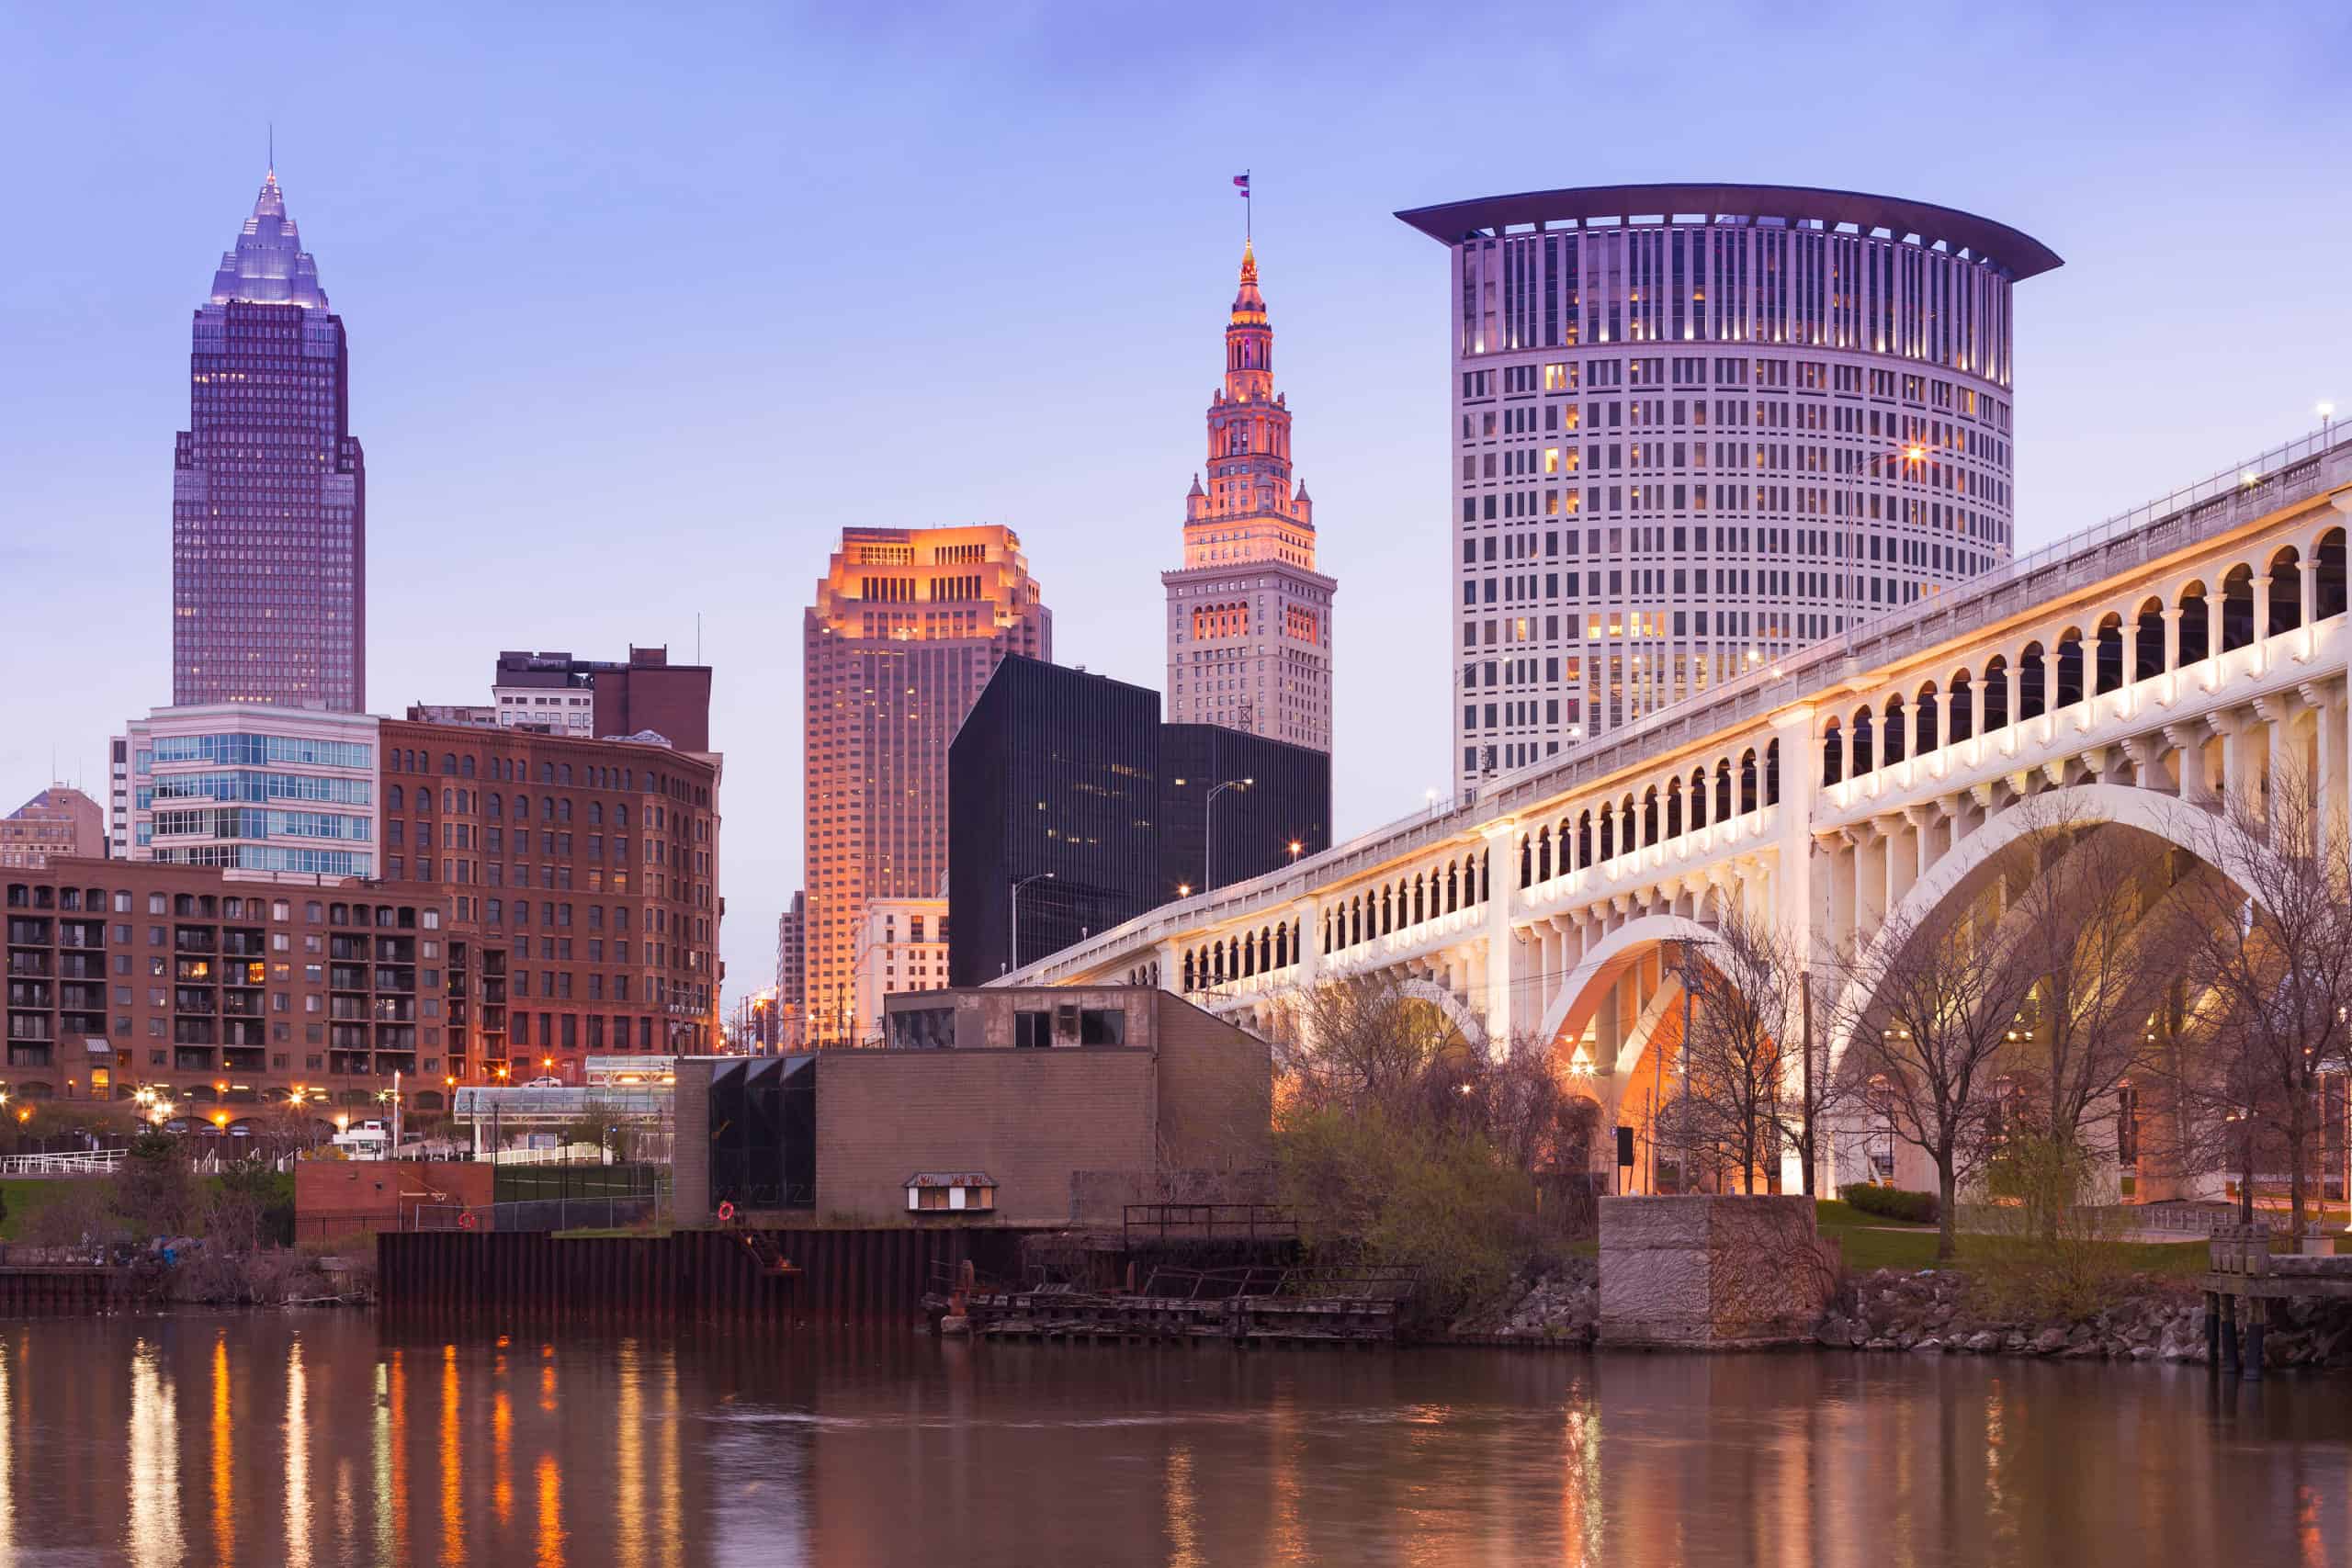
[
  {"xmin": 696, "ymin": 613, "xmax": 702, "ymax": 665},
  {"xmin": 268, "ymin": 121, "xmax": 275, "ymax": 176}
]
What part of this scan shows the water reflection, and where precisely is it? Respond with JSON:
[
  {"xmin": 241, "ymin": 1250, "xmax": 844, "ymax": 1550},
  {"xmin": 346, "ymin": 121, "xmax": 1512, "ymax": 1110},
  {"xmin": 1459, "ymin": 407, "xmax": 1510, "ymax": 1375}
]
[
  {"xmin": 2, "ymin": 1317, "xmax": 2350, "ymax": 1565},
  {"xmin": 125, "ymin": 1337, "xmax": 180, "ymax": 1568}
]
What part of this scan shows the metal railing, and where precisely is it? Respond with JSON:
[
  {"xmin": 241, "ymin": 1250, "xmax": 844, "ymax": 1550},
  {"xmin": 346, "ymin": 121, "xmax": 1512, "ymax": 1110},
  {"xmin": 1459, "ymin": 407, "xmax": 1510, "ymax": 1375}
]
[
  {"xmin": 406, "ymin": 1197, "xmax": 659, "ymax": 1233},
  {"xmin": 0, "ymin": 1149, "xmax": 125, "ymax": 1177},
  {"xmin": 1121, "ymin": 1203, "xmax": 1298, "ymax": 1249}
]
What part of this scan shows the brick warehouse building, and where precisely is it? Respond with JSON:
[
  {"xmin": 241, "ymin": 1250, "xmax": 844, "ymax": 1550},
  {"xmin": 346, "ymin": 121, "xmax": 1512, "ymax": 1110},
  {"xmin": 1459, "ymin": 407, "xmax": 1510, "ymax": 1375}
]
[
  {"xmin": 6, "ymin": 858, "xmax": 450, "ymax": 1113},
  {"xmin": 376, "ymin": 718, "xmax": 724, "ymax": 1081}
]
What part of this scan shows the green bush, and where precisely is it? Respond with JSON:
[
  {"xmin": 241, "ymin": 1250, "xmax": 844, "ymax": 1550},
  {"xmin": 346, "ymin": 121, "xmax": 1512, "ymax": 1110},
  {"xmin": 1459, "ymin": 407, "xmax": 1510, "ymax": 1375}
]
[
  {"xmin": 1277, "ymin": 1106, "xmax": 1534, "ymax": 1325},
  {"xmin": 1838, "ymin": 1183, "xmax": 1939, "ymax": 1224}
]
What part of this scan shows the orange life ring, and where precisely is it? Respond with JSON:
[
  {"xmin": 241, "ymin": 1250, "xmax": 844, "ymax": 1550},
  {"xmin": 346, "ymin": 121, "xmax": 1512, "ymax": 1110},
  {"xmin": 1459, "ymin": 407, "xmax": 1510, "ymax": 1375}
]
[
  {"xmin": 458, "ymin": 1211, "xmax": 477, "ymax": 1231},
  {"xmin": 718, "ymin": 1200, "xmax": 736, "ymax": 1224}
]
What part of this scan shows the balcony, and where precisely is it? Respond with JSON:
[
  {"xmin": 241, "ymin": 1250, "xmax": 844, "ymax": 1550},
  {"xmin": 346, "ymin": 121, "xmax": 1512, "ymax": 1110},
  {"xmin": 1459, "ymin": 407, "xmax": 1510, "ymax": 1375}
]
[
  {"xmin": 6, "ymin": 919, "xmax": 53, "ymax": 946},
  {"xmin": 221, "ymin": 1047, "xmax": 266, "ymax": 1073},
  {"xmin": 6, "ymin": 1044, "xmax": 52, "ymax": 1068},
  {"xmin": 57, "ymin": 955, "xmax": 101, "ymax": 980},
  {"xmin": 5, "ymin": 954, "xmax": 50, "ymax": 978},
  {"xmin": 57, "ymin": 984, "xmax": 104, "ymax": 1011},
  {"xmin": 373, "ymin": 967, "xmax": 415, "ymax": 993},
  {"xmin": 172, "ymin": 929, "xmax": 217, "ymax": 953},
  {"xmin": 173, "ymin": 989, "xmax": 217, "ymax": 1014},
  {"xmin": 6, "ymin": 982, "xmax": 52, "ymax": 1010},
  {"xmin": 220, "ymin": 992, "xmax": 264, "ymax": 1018},
  {"xmin": 173, "ymin": 1048, "xmax": 216, "ymax": 1073},
  {"xmin": 220, "ymin": 930, "xmax": 266, "ymax": 957}
]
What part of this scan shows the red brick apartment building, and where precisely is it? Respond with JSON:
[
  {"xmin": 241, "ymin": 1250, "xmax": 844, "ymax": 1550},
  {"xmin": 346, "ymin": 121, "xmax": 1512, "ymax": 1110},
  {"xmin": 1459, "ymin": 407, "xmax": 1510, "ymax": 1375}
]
[
  {"xmin": 375, "ymin": 719, "xmax": 723, "ymax": 1080},
  {"xmin": 3, "ymin": 722, "xmax": 722, "ymax": 1118}
]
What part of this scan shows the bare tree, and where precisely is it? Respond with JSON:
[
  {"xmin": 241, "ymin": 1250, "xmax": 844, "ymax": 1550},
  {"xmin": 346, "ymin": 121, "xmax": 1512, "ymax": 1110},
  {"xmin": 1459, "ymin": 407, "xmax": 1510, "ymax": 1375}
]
[
  {"xmin": 1846, "ymin": 845, "xmax": 2044, "ymax": 1260},
  {"xmin": 1280, "ymin": 976, "xmax": 1472, "ymax": 1124},
  {"xmin": 1668, "ymin": 906, "xmax": 1856, "ymax": 1196},
  {"xmin": 1998, "ymin": 801, "xmax": 2171, "ymax": 1161},
  {"xmin": 2163, "ymin": 762, "xmax": 2352, "ymax": 1235}
]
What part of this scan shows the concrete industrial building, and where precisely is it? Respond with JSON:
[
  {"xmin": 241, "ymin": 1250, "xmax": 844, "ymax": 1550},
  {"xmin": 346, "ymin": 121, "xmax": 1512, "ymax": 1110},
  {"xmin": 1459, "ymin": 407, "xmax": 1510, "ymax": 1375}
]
[
  {"xmin": 801, "ymin": 525, "xmax": 1050, "ymax": 1044},
  {"xmin": 1396, "ymin": 183, "xmax": 2061, "ymax": 798},
  {"xmin": 671, "ymin": 986, "xmax": 1270, "ymax": 1227},
  {"xmin": 1163, "ymin": 243, "xmax": 1337, "ymax": 752}
]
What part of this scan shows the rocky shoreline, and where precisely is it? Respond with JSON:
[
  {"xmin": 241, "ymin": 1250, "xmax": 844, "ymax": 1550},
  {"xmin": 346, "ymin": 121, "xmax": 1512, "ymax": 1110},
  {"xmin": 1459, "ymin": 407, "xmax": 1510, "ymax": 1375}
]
[{"xmin": 1443, "ymin": 1260, "xmax": 2352, "ymax": 1369}]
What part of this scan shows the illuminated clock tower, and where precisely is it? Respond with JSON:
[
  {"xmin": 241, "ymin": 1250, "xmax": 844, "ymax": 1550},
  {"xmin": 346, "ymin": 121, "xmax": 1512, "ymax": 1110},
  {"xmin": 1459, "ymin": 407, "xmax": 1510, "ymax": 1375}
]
[{"xmin": 1161, "ymin": 242, "xmax": 1337, "ymax": 751}]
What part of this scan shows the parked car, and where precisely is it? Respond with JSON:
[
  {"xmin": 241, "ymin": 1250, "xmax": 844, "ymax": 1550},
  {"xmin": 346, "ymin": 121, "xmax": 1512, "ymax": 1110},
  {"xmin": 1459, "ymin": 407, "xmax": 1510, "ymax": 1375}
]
[{"xmin": 525, "ymin": 1077, "xmax": 564, "ymax": 1089}]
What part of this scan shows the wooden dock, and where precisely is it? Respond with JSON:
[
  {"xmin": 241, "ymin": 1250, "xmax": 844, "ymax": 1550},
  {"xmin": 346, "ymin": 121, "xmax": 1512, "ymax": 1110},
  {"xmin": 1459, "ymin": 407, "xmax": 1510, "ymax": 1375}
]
[{"xmin": 2197, "ymin": 1223, "xmax": 2352, "ymax": 1379}]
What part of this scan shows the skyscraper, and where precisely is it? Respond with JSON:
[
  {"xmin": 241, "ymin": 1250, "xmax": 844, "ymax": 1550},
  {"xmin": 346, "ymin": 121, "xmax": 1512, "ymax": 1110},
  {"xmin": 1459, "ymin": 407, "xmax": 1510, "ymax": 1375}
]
[
  {"xmin": 1396, "ymin": 183, "xmax": 2060, "ymax": 799},
  {"xmin": 173, "ymin": 166, "xmax": 367, "ymax": 711},
  {"xmin": 1163, "ymin": 243, "xmax": 1337, "ymax": 752},
  {"xmin": 802, "ymin": 525, "xmax": 1049, "ymax": 1044}
]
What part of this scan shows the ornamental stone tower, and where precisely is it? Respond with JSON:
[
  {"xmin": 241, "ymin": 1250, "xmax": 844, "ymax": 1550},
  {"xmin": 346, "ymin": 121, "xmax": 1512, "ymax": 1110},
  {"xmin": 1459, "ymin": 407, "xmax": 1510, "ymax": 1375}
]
[{"xmin": 1162, "ymin": 242, "xmax": 1337, "ymax": 752}]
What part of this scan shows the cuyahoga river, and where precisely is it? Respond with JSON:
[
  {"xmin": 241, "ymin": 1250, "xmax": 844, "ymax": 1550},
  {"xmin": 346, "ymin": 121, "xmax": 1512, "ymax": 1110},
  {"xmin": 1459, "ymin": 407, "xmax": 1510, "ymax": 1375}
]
[{"xmin": 4, "ymin": 1312, "xmax": 2349, "ymax": 1564}]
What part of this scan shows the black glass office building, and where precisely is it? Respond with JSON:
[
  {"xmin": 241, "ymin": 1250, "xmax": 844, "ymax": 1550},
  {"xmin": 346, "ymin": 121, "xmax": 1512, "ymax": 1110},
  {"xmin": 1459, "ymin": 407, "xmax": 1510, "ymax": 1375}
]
[{"xmin": 948, "ymin": 657, "xmax": 1332, "ymax": 985}]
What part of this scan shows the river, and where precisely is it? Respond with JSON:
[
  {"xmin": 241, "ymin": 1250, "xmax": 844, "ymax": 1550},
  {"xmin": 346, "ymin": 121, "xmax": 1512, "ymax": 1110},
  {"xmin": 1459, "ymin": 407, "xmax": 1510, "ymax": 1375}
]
[{"xmin": 3, "ymin": 1312, "xmax": 2347, "ymax": 1565}]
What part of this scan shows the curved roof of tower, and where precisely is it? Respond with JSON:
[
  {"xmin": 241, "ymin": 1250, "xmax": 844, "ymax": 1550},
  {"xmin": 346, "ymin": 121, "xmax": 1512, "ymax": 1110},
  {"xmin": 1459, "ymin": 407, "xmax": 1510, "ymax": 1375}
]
[
  {"xmin": 209, "ymin": 171, "xmax": 330, "ymax": 310},
  {"xmin": 1395, "ymin": 182, "xmax": 2062, "ymax": 280}
]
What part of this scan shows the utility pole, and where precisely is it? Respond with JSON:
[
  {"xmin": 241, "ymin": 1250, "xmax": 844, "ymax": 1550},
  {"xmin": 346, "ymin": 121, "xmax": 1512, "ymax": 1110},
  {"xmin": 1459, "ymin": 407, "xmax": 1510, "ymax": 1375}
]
[{"xmin": 1800, "ymin": 968, "xmax": 1817, "ymax": 1197}]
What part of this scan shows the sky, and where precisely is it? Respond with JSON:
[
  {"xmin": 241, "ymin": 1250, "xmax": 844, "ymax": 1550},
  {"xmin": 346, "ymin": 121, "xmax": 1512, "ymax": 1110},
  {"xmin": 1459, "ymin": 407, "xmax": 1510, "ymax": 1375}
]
[{"xmin": 3, "ymin": 1, "xmax": 2349, "ymax": 1011}]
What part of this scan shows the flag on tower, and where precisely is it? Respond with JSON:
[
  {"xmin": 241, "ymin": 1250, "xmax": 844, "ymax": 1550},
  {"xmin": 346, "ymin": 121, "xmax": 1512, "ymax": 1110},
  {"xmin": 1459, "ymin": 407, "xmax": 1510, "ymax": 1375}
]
[{"xmin": 1233, "ymin": 174, "xmax": 1250, "ymax": 197}]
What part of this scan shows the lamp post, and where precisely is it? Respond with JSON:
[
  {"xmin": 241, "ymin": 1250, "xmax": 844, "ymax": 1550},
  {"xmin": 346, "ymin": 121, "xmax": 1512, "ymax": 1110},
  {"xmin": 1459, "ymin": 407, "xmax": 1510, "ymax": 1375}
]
[
  {"xmin": 1192, "ymin": 777, "xmax": 1253, "ymax": 893},
  {"xmin": 1838, "ymin": 442, "xmax": 1928, "ymax": 635},
  {"xmin": 1009, "ymin": 872, "xmax": 1056, "ymax": 974}
]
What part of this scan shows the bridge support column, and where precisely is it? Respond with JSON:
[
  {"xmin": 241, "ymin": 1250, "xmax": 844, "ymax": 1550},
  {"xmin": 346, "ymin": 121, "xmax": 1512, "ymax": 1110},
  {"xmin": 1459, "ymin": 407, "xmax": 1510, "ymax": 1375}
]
[{"xmin": 1478, "ymin": 821, "xmax": 1518, "ymax": 1053}]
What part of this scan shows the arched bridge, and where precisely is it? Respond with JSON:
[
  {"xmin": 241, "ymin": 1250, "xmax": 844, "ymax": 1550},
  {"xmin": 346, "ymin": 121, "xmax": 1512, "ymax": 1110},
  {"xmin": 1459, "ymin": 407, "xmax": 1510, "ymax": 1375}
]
[{"xmin": 1002, "ymin": 424, "xmax": 2352, "ymax": 1189}]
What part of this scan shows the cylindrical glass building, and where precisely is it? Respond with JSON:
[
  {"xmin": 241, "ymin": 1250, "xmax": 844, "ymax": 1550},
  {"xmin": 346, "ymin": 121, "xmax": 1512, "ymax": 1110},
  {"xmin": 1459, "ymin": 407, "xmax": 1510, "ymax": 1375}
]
[{"xmin": 1397, "ymin": 183, "xmax": 2061, "ymax": 798}]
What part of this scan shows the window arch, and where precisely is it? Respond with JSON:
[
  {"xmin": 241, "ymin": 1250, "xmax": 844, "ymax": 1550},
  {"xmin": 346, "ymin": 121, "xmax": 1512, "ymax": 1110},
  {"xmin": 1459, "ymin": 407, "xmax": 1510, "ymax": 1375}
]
[
  {"xmin": 1849, "ymin": 706, "xmax": 1875, "ymax": 773},
  {"xmin": 2094, "ymin": 615, "xmax": 2124, "ymax": 695},
  {"xmin": 1820, "ymin": 718, "xmax": 1844, "ymax": 785},
  {"xmin": 2133, "ymin": 599, "xmax": 2166, "ymax": 681},
  {"xmin": 2220, "ymin": 565, "xmax": 2256, "ymax": 652},
  {"xmin": 2317, "ymin": 529, "xmax": 2347, "ymax": 621},
  {"xmin": 2177, "ymin": 581, "xmax": 2211, "ymax": 664},
  {"xmin": 2018, "ymin": 642, "xmax": 2047, "ymax": 720},
  {"xmin": 1913, "ymin": 682, "xmax": 1939, "ymax": 755},
  {"xmin": 1981, "ymin": 656, "xmax": 2009, "ymax": 730},
  {"xmin": 1947, "ymin": 671, "xmax": 1973, "ymax": 743},
  {"xmin": 2268, "ymin": 546, "xmax": 2303, "ymax": 636},
  {"xmin": 1713, "ymin": 759, "xmax": 1733, "ymax": 820},
  {"xmin": 1643, "ymin": 787, "xmax": 1659, "ymax": 845},
  {"xmin": 1764, "ymin": 739, "xmax": 1781, "ymax": 807},
  {"xmin": 1667, "ymin": 777, "xmax": 1685, "ymax": 837},
  {"xmin": 1737, "ymin": 749, "xmax": 1758, "ymax": 815},
  {"xmin": 1882, "ymin": 694, "xmax": 1906, "ymax": 765},
  {"xmin": 2053, "ymin": 627, "xmax": 2085, "ymax": 710}
]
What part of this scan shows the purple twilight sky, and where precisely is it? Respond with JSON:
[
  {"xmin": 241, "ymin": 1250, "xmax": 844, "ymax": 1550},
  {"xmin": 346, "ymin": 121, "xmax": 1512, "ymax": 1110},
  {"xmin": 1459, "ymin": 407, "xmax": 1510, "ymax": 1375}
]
[{"xmin": 2, "ymin": 1, "xmax": 2348, "ymax": 1009}]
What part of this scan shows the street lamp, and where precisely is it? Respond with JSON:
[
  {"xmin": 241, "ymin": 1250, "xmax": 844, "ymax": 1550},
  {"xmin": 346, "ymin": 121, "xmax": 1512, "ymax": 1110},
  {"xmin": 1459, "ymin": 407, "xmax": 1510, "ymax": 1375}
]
[
  {"xmin": 1839, "ymin": 441, "xmax": 1928, "ymax": 634},
  {"xmin": 1009, "ymin": 872, "xmax": 1056, "ymax": 973},
  {"xmin": 1197, "ymin": 777, "xmax": 1253, "ymax": 893}
]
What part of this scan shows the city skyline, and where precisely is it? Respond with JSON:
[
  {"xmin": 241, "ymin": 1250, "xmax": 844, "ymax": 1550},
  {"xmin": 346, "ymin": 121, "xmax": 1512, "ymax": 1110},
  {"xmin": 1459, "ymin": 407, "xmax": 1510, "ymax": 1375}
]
[{"xmin": 4, "ymin": 4, "xmax": 2350, "ymax": 1013}]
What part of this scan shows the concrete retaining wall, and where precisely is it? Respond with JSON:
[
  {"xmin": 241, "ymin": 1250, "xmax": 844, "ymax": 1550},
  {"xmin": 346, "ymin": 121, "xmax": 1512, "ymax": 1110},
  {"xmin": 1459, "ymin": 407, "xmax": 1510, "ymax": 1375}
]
[{"xmin": 1599, "ymin": 1194, "xmax": 1838, "ymax": 1348}]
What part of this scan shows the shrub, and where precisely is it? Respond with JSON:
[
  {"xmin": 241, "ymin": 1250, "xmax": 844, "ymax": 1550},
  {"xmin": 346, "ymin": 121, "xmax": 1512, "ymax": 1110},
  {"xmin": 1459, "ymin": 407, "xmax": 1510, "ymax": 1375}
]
[
  {"xmin": 1277, "ymin": 1106, "xmax": 1534, "ymax": 1325},
  {"xmin": 1959, "ymin": 1134, "xmax": 2131, "ymax": 1323},
  {"xmin": 1839, "ymin": 1183, "xmax": 1940, "ymax": 1224}
]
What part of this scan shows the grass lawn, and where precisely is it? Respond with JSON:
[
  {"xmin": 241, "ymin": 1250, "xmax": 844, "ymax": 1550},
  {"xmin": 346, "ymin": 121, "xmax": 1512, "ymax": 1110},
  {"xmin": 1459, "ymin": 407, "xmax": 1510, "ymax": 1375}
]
[
  {"xmin": 0, "ymin": 1178, "xmax": 104, "ymax": 1242},
  {"xmin": 1813, "ymin": 1199, "xmax": 2216, "ymax": 1276}
]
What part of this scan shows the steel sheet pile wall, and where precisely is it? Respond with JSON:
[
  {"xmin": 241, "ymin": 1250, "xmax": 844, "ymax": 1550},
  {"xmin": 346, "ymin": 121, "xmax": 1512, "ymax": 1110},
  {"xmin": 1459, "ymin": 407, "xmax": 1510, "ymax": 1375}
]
[{"xmin": 378, "ymin": 1228, "xmax": 1037, "ymax": 1326}]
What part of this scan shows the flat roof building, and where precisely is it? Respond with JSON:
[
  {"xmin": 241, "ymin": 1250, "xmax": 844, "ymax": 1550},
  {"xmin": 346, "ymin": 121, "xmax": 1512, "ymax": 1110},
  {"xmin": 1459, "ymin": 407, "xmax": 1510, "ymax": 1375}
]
[
  {"xmin": 948, "ymin": 657, "xmax": 1331, "ymax": 987},
  {"xmin": 5, "ymin": 856, "xmax": 451, "ymax": 1112},
  {"xmin": 117, "ymin": 706, "xmax": 381, "ymax": 879},
  {"xmin": 671, "ymin": 986, "xmax": 1270, "ymax": 1227},
  {"xmin": 1396, "ymin": 182, "xmax": 2059, "ymax": 799},
  {"xmin": 1, "ymin": 787, "xmax": 106, "ymax": 870}
]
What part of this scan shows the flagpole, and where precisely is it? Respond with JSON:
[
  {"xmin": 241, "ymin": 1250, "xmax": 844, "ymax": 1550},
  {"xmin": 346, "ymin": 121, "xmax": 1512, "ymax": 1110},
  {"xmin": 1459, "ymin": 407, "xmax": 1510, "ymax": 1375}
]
[{"xmin": 1246, "ymin": 167, "xmax": 1252, "ymax": 243}]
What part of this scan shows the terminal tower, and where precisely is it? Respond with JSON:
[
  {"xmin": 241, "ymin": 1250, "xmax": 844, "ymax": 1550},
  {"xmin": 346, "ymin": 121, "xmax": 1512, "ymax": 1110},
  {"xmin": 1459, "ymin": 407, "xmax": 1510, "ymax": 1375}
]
[{"xmin": 1162, "ymin": 242, "xmax": 1337, "ymax": 752}]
